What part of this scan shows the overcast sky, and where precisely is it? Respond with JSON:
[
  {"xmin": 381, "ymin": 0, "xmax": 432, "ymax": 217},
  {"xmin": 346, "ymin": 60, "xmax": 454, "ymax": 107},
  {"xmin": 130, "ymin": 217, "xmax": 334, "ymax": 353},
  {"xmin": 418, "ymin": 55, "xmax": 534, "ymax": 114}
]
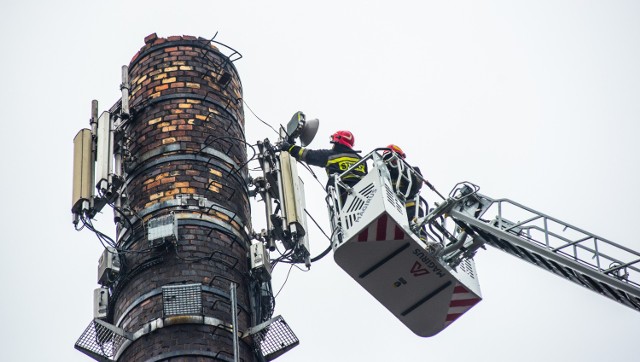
[{"xmin": 2, "ymin": 1, "xmax": 639, "ymax": 361}]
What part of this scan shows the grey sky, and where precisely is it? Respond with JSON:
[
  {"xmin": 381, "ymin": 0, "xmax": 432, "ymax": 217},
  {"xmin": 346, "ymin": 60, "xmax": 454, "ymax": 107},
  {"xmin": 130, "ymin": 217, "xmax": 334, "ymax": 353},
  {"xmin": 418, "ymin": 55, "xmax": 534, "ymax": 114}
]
[{"xmin": 1, "ymin": 1, "xmax": 639, "ymax": 361}]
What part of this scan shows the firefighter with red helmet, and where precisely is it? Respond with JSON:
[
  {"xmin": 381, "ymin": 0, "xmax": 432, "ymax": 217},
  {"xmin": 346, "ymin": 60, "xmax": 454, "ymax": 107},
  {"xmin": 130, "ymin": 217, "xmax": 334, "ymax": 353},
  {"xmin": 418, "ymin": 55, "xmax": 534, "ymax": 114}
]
[{"xmin": 280, "ymin": 130, "xmax": 367, "ymax": 188}]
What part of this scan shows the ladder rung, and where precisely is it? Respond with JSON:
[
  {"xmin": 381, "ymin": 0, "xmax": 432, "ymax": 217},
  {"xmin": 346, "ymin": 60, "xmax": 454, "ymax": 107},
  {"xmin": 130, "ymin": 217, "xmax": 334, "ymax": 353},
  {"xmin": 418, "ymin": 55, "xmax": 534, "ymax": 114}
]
[{"xmin": 448, "ymin": 200, "xmax": 640, "ymax": 313}]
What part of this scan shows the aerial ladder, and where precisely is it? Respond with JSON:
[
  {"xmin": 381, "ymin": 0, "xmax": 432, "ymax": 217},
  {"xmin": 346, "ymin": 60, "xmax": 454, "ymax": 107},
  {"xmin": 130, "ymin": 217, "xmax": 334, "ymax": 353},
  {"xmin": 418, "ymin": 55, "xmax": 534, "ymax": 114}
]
[
  {"xmin": 253, "ymin": 113, "xmax": 640, "ymax": 338},
  {"xmin": 323, "ymin": 148, "xmax": 640, "ymax": 336},
  {"xmin": 440, "ymin": 189, "xmax": 640, "ymax": 313}
]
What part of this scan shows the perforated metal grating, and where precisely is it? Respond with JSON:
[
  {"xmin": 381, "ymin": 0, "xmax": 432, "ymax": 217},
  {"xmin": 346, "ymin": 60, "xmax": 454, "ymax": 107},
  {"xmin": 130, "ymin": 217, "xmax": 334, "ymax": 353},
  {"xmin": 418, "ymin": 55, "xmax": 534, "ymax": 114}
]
[
  {"xmin": 344, "ymin": 183, "xmax": 375, "ymax": 229},
  {"xmin": 253, "ymin": 316, "xmax": 299, "ymax": 361},
  {"xmin": 162, "ymin": 283, "xmax": 203, "ymax": 317},
  {"xmin": 75, "ymin": 319, "xmax": 128, "ymax": 362}
]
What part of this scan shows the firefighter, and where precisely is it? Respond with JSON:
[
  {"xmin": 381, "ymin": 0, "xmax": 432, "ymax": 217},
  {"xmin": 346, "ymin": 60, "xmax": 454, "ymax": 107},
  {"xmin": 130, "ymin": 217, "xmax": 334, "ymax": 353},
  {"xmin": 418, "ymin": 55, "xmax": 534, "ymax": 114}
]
[
  {"xmin": 279, "ymin": 130, "xmax": 367, "ymax": 190},
  {"xmin": 384, "ymin": 145, "xmax": 442, "ymax": 253},
  {"xmin": 382, "ymin": 144, "xmax": 424, "ymax": 222}
]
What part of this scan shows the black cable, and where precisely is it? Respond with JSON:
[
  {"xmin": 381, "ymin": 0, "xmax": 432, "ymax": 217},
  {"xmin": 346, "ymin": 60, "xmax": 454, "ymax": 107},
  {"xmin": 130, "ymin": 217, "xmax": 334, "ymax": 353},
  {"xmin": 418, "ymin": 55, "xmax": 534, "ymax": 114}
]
[
  {"xmin": 83, "ymin": 217, "xmax": 113, "ymax": 246},
  {"xmin": 200, "ymin": 135, "xmax": 258, "ymax": 181},
  {"xmin": 91, "ymin": 189, "xmax": 124, "ymax": 249},
  {"xmin": 108, "ymin": 201, "xmax": 135, "ymax": 233},
  {"xmin": 115, "ymin": 216, "xmax": 156, "ymax": 255},
  {"xmin": 271, "ymin": 246, "xmax": 294, "ymax": 268},
  {"xmin": 298, "ymin": 159, "xmax": 326, "ymax": 190},
  {"xmin": 262, "ymin": 280, "xmax": 276, "ymax": 321},
  {"xmin": 81, "ymin": 216, "xmax": 116, "ymax": 249},
  {"xmin": 82, "ymin": 192, "xmax": 158, "ymax": 255},
  {"xmin": 289, "ymin": 263, "xmax": 310, "ymax": 272},
  {"xmin": 201, "ymin": 135, "xmax": 257, "ymax": 157},
  {"xmin": 304, "ymin": 209, "xmax": 331, "ymax": 241},
  {"xmin": 274, "ymin": 264, "xmax": 294, "ymax": 299},
  {"xmin": 311, "ymin": 245, "xmax": 332, "ymax": 263},
  {"xmin": 302, "ymin": 208, "xmax": 336, "ymax": 263},
  {"xmin": 242, "ymin": 99, "xmax": 279, "ymax": 136}
]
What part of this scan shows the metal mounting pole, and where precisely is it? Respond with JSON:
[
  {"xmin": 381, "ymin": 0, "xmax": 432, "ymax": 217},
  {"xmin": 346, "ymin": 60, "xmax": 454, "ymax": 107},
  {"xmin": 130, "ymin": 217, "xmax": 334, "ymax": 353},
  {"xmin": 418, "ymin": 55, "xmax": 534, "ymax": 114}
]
[
  {"xmin": 230, "ymin": 282, "xmax": 239, "ymax": 362},
  {"xmin": 258, "ymin": 141, "xmax": 276, "ymax": 250},
  {"xmin": 90, "ymin": 100, "xmax": 99, "ymax": 135}
]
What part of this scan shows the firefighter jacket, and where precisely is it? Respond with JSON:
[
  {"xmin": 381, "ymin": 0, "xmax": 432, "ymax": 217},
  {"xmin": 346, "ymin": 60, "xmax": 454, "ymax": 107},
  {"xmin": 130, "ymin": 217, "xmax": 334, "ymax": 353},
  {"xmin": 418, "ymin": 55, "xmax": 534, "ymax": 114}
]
[
  {"xmin": 286, "ymin": 143, "xmax": 367, "ymax": 187},
  {"xmin": 383, "ymin": 154, "xmax": 423, "ymax": 204}
]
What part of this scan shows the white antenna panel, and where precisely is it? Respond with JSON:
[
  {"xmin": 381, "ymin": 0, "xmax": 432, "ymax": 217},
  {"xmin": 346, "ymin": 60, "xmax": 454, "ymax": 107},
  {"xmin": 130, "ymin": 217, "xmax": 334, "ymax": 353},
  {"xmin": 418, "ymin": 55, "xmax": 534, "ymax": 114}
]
[
  {"xmin": 95, "ymin": 111, "xmax": 113, "ymax": 194},
  {"xmin": 72, "ymin": 128, "xmax": 94, "ymax": 213},
  {"xmin": 279, "ymin": 153, "xmax": 307, "ymax": 237}
]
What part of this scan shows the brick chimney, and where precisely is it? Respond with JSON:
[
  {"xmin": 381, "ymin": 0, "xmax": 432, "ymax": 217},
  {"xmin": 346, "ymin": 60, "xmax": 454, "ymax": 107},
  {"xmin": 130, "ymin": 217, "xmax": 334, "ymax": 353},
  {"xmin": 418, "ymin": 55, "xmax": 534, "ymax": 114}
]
[{"xmin": 110, "ymin": 33, "xmax": 255, "ymax": 361}]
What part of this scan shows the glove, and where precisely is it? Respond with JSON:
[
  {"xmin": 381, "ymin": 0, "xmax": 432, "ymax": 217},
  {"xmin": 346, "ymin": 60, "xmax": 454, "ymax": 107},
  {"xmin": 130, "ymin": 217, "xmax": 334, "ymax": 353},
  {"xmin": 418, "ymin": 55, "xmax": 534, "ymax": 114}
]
[{"xmin": 279, "ymin": 141, "xmax": 292, "ymax": 152}]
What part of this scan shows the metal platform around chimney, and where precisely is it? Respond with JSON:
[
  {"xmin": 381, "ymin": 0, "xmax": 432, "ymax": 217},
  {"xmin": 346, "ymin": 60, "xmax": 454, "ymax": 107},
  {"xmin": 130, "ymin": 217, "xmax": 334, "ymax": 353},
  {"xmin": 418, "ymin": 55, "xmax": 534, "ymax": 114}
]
[
  {"xmin": 244, "ymin": 315, "xmax": 299, "ymax": 361},
  {"xmin": 75, "ymin": 319, "xmax": 131, "ymax": 362}
]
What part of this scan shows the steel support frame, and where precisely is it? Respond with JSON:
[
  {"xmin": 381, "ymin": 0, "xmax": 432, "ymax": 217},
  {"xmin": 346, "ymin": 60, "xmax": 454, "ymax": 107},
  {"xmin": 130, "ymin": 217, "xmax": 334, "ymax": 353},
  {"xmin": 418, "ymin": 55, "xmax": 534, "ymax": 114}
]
[{"xmin": 448, "ymin": 207, "xmax": 640, "ymax": 311}]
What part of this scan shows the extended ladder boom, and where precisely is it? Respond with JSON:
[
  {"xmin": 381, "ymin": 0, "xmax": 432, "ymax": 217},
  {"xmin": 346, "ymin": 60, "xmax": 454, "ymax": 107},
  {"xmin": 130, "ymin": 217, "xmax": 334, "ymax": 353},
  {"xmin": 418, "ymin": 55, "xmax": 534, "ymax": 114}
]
[
  {"xmin": 442, "ymin": 192, "xmax": 640, "ymax": 312},
  {"xmin": 322, "ymin": 148, "xmax": 640, "ymax": 337}
]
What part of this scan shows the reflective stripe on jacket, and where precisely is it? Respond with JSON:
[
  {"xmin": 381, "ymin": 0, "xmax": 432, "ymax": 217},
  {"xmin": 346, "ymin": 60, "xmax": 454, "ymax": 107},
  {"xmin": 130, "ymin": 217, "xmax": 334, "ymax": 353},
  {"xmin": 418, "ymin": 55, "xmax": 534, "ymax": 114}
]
[
  {"xmin": 325, "ymin": 153, "xmax": 367, "ymax": 181},
  {"xmin": 287, "ymin": 143, "xmax": 367, "ymax": 186}
]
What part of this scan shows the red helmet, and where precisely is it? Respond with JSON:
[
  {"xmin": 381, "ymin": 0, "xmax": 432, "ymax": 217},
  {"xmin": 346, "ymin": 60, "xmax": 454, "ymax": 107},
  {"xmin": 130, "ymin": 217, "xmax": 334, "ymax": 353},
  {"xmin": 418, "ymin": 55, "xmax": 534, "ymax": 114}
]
[
  {"xmin": 385, "ymin": 144, "xmax": 406, "ymax": 158},
  {"xmin": 330, "ymin": 130, "xmax": 355, "ymax": 148}
]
